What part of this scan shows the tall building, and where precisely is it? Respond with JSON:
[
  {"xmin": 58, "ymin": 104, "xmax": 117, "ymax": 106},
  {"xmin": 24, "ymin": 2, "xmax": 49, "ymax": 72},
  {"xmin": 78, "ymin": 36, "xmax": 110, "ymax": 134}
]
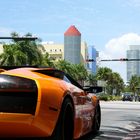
[
  {"xmin": 87, "ymin": 46, "xmax": 98, "ymax": 74},
  {"xmin": 127, "ymin": 45, "xmax": 140, "ymax": 81},
  {"xmin": 81, "ymin": 42, "xmax": 88, "ymax": 68},
  {"xmin": 64, "ymin": 25, "xmax": 81, "ymax": 64}
]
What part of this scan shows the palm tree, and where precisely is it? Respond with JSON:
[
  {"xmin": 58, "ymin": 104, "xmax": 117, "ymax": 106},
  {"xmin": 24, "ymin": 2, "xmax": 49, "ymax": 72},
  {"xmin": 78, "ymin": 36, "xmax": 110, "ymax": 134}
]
[
  {"xmin": 97, "ymin": 67, "xmax": 112, "ymax": 81},
  {"xmin": 42, "ymin": 52, "xmax": 55, "ymax": 67},
  {"xmin": 0, "ymin": 32, "xmax": 44, "ymax": 66},
  {"xmin": 13, "ymin": 33, "xmax": 43, "ymax": 65},
  {"xmin": 0, "ymin": 44, "xmax": 26, "ymax": 65},
  {"xmin": 72, "ymin": 64, "xmax": 88, "ymax": 85},
  {"xmin": 55, "ymin": 60, "xmax": 73, "ymax": 75},
  {"xmin": 129, "ymin": 75, "xmax": 140, "ymax": 101},
  {"xmin": 97, "ymin": 67, "xmax": 124, "ymax": 96},
  {"xmin": 87, "ymin": 73, "xmax": 97, "ymax": 86},
  {"xmin": 56, "ymin": 60, "xmax": 88, "ymax": 85},
  {"xmin": 107, "ymin": 72, "xmax": 124, "ymax": 95}
]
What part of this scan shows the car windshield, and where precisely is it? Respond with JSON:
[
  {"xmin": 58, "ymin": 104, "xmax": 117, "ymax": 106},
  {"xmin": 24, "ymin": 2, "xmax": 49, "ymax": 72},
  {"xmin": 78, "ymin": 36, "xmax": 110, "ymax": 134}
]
[{"xmin": 124, "ymin": 93, "xmax": 132, "ymax": 96}]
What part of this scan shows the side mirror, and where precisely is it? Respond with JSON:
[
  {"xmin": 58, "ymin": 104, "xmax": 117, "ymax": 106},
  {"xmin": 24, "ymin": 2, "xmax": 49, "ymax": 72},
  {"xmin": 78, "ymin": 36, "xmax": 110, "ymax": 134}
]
[{"xmin": 83, "ymin": 86, "xmax": 103, "ymax": 93}]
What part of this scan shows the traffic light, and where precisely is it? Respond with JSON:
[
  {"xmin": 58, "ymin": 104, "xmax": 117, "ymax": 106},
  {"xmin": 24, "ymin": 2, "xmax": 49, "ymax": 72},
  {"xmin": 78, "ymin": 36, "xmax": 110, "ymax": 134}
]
[
  {"xmin": 120, "ymin": 58, "xmax": 128, "ymax": 61},
  {"xmin": 86, "ymin": 59, "xmax": 94, "ymax": 62},
  {"xmin": 101, "ymin": 58, "xmax": 129, "ymax": 61}
]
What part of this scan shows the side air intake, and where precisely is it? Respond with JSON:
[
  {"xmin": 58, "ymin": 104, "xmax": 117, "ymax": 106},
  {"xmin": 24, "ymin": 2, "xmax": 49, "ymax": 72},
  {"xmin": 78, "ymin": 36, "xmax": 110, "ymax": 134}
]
[{"xmin": 0, "ymin": 74, "xmax": 38, "ymax": 115}]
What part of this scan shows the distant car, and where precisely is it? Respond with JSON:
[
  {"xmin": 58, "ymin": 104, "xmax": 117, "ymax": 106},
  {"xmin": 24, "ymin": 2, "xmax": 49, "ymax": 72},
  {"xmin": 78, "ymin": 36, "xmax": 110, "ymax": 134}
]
[
  {"xmin": 137, "ymin": 96, "xmax": 140, "ymax": 102},
  {"xmin": 0, "ymin": 66, "xmax": 102, "ymax": 139},
  {"xmin": 122, "ymin": 93, "xmax": 133, "ymax": 101}
]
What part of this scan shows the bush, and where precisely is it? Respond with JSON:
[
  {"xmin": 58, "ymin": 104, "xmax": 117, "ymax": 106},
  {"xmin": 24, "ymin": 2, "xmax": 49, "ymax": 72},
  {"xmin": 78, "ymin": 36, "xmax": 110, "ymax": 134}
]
[
  {"xmin": 109, "ymin": 95, "xmax": 122, "ymax": 101},
  {"xmin": 98, "ymin": 94, "xmax": 122, "ymax": 101},
  {"xmin": 98, "ymin": 94, "xmax": 109, "ymax": 101}
]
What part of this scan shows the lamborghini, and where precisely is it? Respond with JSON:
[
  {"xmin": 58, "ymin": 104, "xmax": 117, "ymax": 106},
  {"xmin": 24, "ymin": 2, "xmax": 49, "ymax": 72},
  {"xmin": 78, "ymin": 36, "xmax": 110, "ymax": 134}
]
[{"xmin": 0, "ymin": 66, "xmax": 101, "ymax": 139}]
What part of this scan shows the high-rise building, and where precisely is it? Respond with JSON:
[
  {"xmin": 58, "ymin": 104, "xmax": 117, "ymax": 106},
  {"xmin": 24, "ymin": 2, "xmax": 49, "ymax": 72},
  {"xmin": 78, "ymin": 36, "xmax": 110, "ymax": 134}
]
[
  {"xmin": 81, "ymin": 42, "xmax": 88, "ymax": 68},
  {"xmin": 87, "ymin": 46, "xmax": 98, "ymax": 74},
  {"xmin": 127, "ymin": 45, "xmax": 140, "ymax": 81},
  {"xmin": 64, "ymin": 25, "xmax": 81, "ymax": 64}
]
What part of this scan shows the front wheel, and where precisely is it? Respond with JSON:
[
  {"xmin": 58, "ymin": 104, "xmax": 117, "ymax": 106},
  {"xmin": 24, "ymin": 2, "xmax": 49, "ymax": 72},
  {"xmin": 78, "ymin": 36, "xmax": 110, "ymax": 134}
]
[
  {"xmin": 51, "ymin": 98, "xmax": 74, "ymax": 140},
  {"xmin": 92, "ymin": 104, "xmax": 101, "ymax": 134}
]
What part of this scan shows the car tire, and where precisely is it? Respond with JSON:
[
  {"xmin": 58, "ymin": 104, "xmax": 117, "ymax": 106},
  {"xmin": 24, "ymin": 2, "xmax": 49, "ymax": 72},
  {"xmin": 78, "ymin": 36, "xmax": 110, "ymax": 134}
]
[
  {"xmin": 92, "ymin": 104, "xmax": 101, "ymax": 134},
  {"xmin": 51, "ymin": 98, "xmax": 74, "ymax": 140}
]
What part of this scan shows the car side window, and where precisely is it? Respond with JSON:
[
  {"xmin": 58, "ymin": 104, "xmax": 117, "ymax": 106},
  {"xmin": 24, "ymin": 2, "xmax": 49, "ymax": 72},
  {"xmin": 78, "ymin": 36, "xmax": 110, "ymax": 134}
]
[
  {"xmin": 63, "ymin": 76, "xmax": 71, "ymax": 83},
  {"xmin": 65, "ymin": 74, "xmax": 83, "ymax": 89}
]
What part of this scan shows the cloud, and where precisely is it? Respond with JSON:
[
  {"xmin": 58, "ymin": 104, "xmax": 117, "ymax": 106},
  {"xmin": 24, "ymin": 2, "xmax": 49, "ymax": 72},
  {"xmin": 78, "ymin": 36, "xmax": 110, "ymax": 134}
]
[
  {"xmin": 126, "ymin": 0, "xmax": 140, "ymax": 7},
  {"xmin": 101, "ymin": 33, "xmax": 140, "ymax": 59},
  {"xmin": 99, "ymin": 33, "xmax": 140, "ymax": 83}
]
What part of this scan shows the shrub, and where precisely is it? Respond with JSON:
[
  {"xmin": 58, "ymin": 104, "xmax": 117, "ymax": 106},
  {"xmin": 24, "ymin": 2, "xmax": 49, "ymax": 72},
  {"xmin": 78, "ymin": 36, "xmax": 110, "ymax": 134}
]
[{"xmin": 98, "ymin": 94, "xmax": 109, "ymax": 101}]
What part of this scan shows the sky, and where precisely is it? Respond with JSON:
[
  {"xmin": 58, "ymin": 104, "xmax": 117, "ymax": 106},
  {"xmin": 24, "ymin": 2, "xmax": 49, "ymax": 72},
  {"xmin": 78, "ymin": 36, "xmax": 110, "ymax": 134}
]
[{"xmin": 1, "ymin": 0, "xmax": 140, "ymax": 83}]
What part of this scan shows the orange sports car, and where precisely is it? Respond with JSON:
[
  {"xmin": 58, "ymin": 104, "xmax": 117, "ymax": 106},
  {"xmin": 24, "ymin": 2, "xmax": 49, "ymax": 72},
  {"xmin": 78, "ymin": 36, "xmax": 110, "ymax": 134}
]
[{"xmin": 0, "ymin": 66, "xmax": 101, "ymax": 139}]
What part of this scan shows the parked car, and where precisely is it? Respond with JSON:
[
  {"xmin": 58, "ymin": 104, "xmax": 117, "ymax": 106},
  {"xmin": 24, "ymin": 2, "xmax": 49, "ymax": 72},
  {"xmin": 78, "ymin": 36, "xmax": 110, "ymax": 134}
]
[
  {"xmin": 0, "ymin": 66, "xmax": 102, "ymax": 139},
  {"xmin": 122, "ymin": 93, "xmax": 133, "ymax": 101}
]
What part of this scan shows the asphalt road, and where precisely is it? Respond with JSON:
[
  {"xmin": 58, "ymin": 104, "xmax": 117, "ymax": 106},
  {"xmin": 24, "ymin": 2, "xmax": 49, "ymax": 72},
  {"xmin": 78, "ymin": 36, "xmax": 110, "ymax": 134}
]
[{"xmin": 79, "ymin": 101, "xmax": 140, "ymax": 140}]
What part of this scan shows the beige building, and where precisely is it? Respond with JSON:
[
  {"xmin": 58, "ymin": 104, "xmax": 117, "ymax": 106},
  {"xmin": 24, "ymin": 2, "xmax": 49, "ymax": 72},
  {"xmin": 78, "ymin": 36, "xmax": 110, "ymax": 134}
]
[
  {"xmin": 0, "ymin": 44, "xmax": 3, "ymax": 54},
  {"xmin": 42, "ymin": 42, "xmax": 64, "ymax": 61}
]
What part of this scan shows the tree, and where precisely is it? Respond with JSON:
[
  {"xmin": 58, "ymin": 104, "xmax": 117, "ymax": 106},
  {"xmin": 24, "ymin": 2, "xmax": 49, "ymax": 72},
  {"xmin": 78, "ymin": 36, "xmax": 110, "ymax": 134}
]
[
  {"xmin": 56, "ymin": 60, "xmax": 88, "ymax": 85},
  {"xmin": 42, "ymin": 52, "xmax": 55, "ymax": 67},
  {"xmin": 12, "ymin": 32, "xmax": 44, "ymax": 65},
  {"xmin": 55, "ymin": 60, "xmax": 73, "ymax": 75},
  {"xmin": 73, "ymin": 63, "xmax": 88, "ymax": 85},
  {"xmin": 0, "ymin": 44, "xmax": 26, "ymax": 65},
  {"xmin": 87, "ymin": 73, "xmax": 97, "ymax": 86},
  {"xmin": 0, "ymin": 32, "xmax": 44, "ymax": 66},
  {"xmin": 97, "ymin": 67, "xmax": 124, "ymax": 95},
  {"xmin": 96, "ymin": 67, "xmax": 112, "ymax": 81},
  {"xmin": 107, "ymin": 72, "xmax": 124, "ymax": 95},
  {"xmin": 129, "ymin": 75, "xmax": 140, "ymax": 101}
]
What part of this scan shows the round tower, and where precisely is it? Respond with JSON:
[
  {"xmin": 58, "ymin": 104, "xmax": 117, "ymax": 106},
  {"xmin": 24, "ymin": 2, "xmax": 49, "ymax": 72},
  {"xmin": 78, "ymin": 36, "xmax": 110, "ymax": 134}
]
[{"xmin": 64, "ymin": 25, "xmax": 81, "ymax": 64}]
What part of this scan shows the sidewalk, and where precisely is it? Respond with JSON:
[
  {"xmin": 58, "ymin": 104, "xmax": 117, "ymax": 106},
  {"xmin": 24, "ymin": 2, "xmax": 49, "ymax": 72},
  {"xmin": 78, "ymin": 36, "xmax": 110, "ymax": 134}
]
[{"xmin": 123, "ymin": 123, "xmax": 140, "ymax": 140}]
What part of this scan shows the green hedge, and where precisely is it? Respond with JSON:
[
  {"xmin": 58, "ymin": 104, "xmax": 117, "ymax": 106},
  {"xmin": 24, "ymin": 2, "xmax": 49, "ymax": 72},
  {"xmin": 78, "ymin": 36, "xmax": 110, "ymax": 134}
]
[
  {"xmin": 98, "ymin": 94, "xmax": 109, "ymax": 101},
  {"xmin": 98, "ymin": 94, "xmax": 122, "ymax": 101}
]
